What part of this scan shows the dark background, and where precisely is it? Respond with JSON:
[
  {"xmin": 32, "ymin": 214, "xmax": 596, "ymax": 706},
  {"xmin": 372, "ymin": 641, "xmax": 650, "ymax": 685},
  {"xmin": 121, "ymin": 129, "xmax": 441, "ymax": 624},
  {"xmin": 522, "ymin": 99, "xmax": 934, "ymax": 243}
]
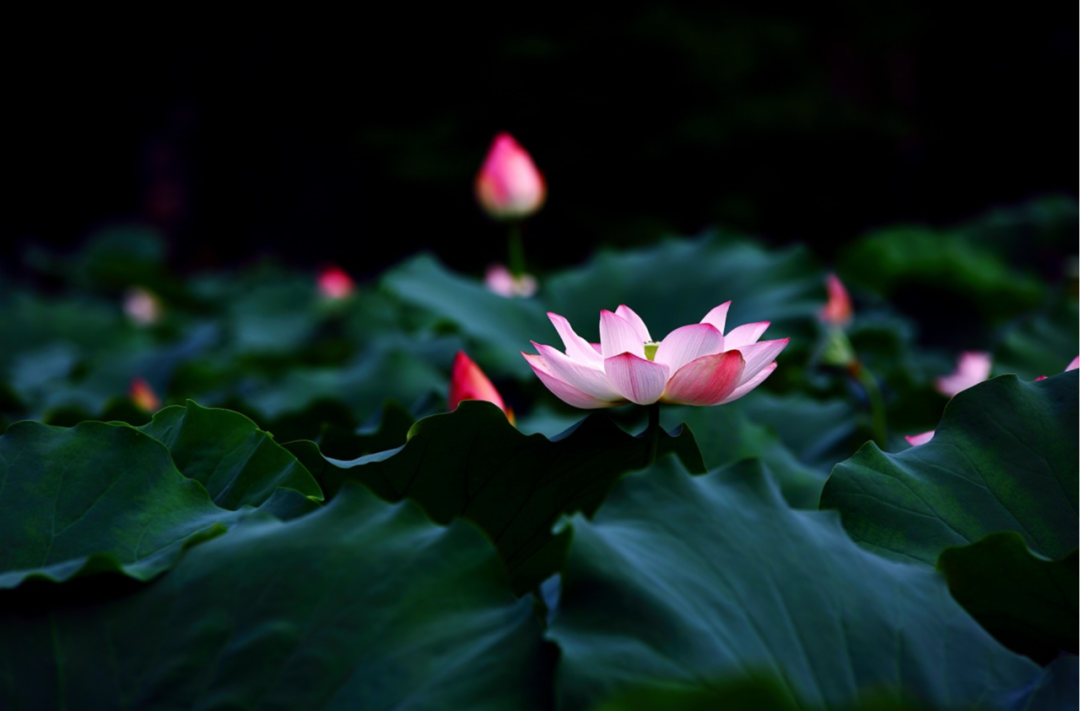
[{"xmin": 7, "ymin": 6, "xmax": 1076, "ymax": 279}]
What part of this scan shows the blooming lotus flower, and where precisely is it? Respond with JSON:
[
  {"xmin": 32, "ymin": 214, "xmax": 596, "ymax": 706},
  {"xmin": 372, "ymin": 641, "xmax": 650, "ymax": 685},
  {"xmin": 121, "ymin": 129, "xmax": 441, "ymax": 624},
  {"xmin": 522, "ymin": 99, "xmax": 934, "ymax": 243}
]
[
  {"xmin": 523, "ymin": 303, "xmax": 788, "ymax": 408},
  {"xmin": 475, "ymin": 132, "xmax": 546, "ymax": 220},
  {"xmin": 819, "ymin": 273, "xmax": 853, "ymax": 327},
  {"xmin": 317, "ymin": 265, "xmax": 355, "ymax": 300},
  {"xmin": 935, "ymin": 351, "xmax": 992, "ymax": 398},
  {"xmin": 449, "ymin": 351, "xmax": 514, "ymax": 423},
  {"xmin": 485, "ymin": 264, "xmax": 538, "ymax": 298},
  {"xmin": 130, "ymin": 377, "xmax": 161, "ymax": 412}
]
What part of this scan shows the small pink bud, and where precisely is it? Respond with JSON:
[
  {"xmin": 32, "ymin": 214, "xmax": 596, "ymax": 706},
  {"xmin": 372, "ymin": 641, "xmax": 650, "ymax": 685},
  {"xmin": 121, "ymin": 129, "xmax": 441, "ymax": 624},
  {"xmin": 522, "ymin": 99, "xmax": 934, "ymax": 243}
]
[
  {"xmin": 475, "ymin": 133, "xmax": 546, "ymax": 220},
  {"xmin": 819, "ymin": 273, "xmax": 853, "ymax": 327},
  {"xmin": 1067, "ymin": 355, "xmax": 1079, "ymax": 372},
  {"xmin": 317, "ymin": 266, "xmax": 354, "ymax": 300},
  {"xmin": 484, "ymin": 264, "xmax": 538, "ymax": 298},
  {"xmin": 935, "ymin": 352, "xmax": 992, "ymax": 398},
  {"xmin": 123, "ymin": 287, "xmax": 163, "ymax": 326},
  {"xmin": 449, "ymin": 351, "xmax": 513, "ymax": 423},
  {"xmin": 130, "ymin": 377, "xmax": 162, "ymax": 412}
]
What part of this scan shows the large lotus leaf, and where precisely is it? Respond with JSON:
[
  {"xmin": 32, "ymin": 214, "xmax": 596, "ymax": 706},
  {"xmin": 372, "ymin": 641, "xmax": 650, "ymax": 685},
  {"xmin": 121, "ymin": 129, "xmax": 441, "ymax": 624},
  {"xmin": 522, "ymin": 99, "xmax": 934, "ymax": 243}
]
[
  {"xmin": 993, "ymin": 298, "xmax": 1079, "ymax": 382},
  {"xmin": 820, "ymin": 372, "xmax": 1078, "ymax": 565},
  {"xmin": 380, "ymin": 253, "xmax": 551, "ymax": 377},
  {"xmin": 662, "ymin": 397, "xmax": 841, "ymax": 509},
  {"xmin": 288, "ymin": 400, "xmax": 705, "ymax": 593},
  {"xmin": 937, "ymin": 532, "xmax": 1078, "ymax": 663},
  {"xmin": 548, "ymin": 457, "xmax": 1051, "ymax": 711},
  {"xmin": 139, "ymin": 401, "xmax": 323, "ymax": 510},
  {"xmin": 542, "ymin": 235, "xmax": 821, "ymax": 348},
  {"xmin": 0, "ymin": 421, "xmax": 250, "ymax": 588},
  {"xmin": 591, "ymin": 675, "xmax": 968, "ymax": 711},
  {"xmin": 0, "ymin": 484, "xmax": 550, "ymax": 710}
]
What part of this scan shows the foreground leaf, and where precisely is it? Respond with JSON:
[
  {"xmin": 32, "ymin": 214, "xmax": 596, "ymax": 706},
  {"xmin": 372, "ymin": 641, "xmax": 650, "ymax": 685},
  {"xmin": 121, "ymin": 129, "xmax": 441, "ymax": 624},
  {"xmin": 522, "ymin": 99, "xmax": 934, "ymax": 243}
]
[
  {"xmin": 139, "ymin": 401, "xmax": 323, "ymax": 510},
  {"xmin": 820, "ymin": 372, "xmax": 1078, "ymax": 565},
  {"xmin": 289, "ymin": 400, "xmax": 705, "ymax": 593},
  {"xmin": 0, "ymin": 421, "xmax": 247, "ymax": 588},
  {"xmin": 937, "ymin": 532, "xmax": 1078, "ymax": 663},
  {"xmin": 548, "ymin": 458, "xmax": 1052, "ymax": 711},
  {"xmin": 0, "ymin": 484, "xmax": 550, "ymax": 709}
]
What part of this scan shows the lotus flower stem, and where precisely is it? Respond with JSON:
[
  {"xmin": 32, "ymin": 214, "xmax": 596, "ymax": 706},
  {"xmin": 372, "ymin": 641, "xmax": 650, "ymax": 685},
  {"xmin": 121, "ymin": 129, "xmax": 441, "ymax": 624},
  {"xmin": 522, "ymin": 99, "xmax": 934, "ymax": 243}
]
[
  {"xmin": 850, "ymin": 361, "xmax": 887, "ymax": 447},
  {"xmin": 645, "ymin": 402, "xmax": 661, "ymax": 467},
  {"xmin": 508, "ymin": 222, "xmax": 526, "ymax": 280}
]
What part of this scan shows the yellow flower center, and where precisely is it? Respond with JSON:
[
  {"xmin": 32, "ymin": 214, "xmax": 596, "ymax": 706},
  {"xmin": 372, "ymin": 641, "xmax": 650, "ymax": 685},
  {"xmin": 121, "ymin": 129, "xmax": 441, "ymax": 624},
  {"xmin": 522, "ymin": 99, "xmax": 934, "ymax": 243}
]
[{"xmin": 644, "ymin": 342, "xmax": 660, "ymax": 361}]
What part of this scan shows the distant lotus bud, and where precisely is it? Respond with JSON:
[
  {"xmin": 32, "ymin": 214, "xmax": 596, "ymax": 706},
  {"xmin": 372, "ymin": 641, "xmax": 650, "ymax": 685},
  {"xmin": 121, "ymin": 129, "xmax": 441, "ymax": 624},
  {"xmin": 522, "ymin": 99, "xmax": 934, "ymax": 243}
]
[
  {"xmin": 317, "ymin": 265, "xmax": 355, "ymax": 300},
  {"xmin": 485, "ymin": 264, "xmax": 538, "ymax": 298},
  {"xmin": 130, "ymin": 377, "xmax": 162, "ymax": 412},
  {"xmin": 935, "ymin": 352, "xmax": 991, "ymax": 398},
  {"xmin": 1068, "ymin": 355, "xmax": 1079, "ymax": 371},
  {"xmin": 123, "ymin": 287, "xmax": 163, "ymax": 326},
  {"xmin": 475, "ymin": 133, "xmax": 546, "ymax": 220},
  {"xmin": 905, "ymin": 430, "xmax": 935, "ymax": 447},
  {"xmin": 819, "ymin": 273, "xmax": 853, "ymax": 327},
  {"xmin": 449, "ymin": 351, "xmax": 513, "ymax": 423}
]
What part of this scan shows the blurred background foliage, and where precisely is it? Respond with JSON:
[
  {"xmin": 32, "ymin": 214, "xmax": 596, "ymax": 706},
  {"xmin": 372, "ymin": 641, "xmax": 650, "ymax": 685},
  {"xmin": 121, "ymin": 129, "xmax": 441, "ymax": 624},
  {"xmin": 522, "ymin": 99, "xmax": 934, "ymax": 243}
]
[{"xmin": 6, "ymin": 4, "xmax": 1075, "ymax": 276}]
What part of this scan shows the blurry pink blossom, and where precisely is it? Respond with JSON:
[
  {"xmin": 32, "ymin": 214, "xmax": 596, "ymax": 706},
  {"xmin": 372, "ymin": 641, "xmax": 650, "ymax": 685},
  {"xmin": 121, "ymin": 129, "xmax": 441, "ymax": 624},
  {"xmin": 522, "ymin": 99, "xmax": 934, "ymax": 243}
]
[
  {"xmin": 908, "ymin": 354, "xmax": 1078, "ymax": 447},
  {"xmin": 523, "ymin": 303, "xmax": 787, "ymax": 408},
  {"xmin": 475, "ymin": 133, "xmax": 546, "ymax": 220},
  {"xmin": 485, "ymin": 264, "xmax": 537, "ymax": 298},
  {"xmin": 317, "ymin": 266, "xmax": 355, "ymax": 300},
  {"xmin": 130, "ymin": 377, "xmax": 162, "ymax": 413},
  {"xmin": 819, "ymin": 273, "xmax": 853, "ymax": 327},
  {"xmin": 935, "ymin": 351, "xmax": 992, "ymax": 398},
  {"xmin": 904, "ymin": 430, "xmax": 935, "ymax": 447},
  {"xmin": 123, "ymin": 287, "xmax": 163, "ymax": 326},
  {"xmin": 449, "ymin": 351, "xmax": 513, "ymax": 423}
]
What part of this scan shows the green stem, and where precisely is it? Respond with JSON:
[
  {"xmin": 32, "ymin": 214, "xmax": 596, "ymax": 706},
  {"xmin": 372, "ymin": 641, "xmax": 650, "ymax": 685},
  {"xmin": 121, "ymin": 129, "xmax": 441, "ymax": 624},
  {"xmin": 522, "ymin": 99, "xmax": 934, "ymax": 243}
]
[
  {"xmin": 508, "ymin": 221, "xmax": 525, "ymax": 279},
  {"xmin": 645, "ymin": 402, "xmax": 661, "ymax": 467},
  {"xmin": 852, "ymin": 361, "xmax": 887, "ymax": 448}
]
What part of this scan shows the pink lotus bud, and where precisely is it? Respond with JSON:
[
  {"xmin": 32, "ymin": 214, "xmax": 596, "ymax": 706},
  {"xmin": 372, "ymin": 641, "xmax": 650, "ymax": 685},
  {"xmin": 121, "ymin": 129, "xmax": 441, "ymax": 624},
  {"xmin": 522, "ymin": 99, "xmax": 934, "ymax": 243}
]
[
  {"xmin": 475, "ymin": 133, "xmax": 546, "ymax": 220},
  {"xmin": 317, "ymin": 265, "xmax": 354, "ymax": 300},
  {"xmin": 819, "ymin": 273, "xmax": 853, "ymax": 327},
  {"xmin": 1067, "ymin": 355, "xmax": 1079, "ymax": 371},
  {"xmin": 123, "ymin": 287, "xmax": 163, "ymax": 326},
  {"xmin": 130, "ymin": 377, "xmax": 161, "ymax": 412},
  {"xmin": 905, "ymin": 430, "xmax": 935, "ymax": 447},
  {"xmin": 522, "ymin": 302, "xmax": 788, "ymax": 409},
  {"xmin": 485, "ymin": 264, "xmax": 538, "ymax": 298},
  {"xmin": 935, "ymin": 352, "xmax": 992, "ymax": 398},
  {"xmin": 450, "ymin": 351, "xmax": 513, "ymax": 423}
]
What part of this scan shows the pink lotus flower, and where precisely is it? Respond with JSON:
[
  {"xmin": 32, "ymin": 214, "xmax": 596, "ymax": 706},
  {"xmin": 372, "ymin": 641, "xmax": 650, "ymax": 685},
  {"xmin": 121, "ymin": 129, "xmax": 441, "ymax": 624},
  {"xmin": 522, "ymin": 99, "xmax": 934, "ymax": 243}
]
[
  {"xmin": 935, "ymin": 351, "xmax": 992, "ymax": 398},
  {"xmin": 475, "ymin": 132, "xmax": 546, "ymax": 220},
  {"xmin": 485, "ymin": 264, "xmax": 538, "ymax": 298},
  {"xmin": 317, "ymin": 265, "xmax": 355, "ymax": 300},
  {"xmin": 819, "ymin": 273, "xmax": 853, "ymax": 327},
  {"xmin": 523, "ymin": 303, "xmax": 788, "ymax": 408},
  {"xmin": 449, "ymin": 351, "xmax": 514, "ymax": 423},
  {"xmin": 130, "ymin": 377, "xmax": 161, "ymax": 412}
]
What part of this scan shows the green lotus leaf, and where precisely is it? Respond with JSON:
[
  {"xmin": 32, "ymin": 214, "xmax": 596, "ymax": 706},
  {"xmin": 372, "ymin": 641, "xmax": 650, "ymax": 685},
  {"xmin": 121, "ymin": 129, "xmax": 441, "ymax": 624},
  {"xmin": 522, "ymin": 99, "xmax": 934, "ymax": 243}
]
[
  {"xmin": 549, "ymin": 457, "xmax": 1051, "ymax": 711},
  {"xmin": 820, "ymin": 372, "xmax": 1078, "ymax": 565},
  {"xmin": 0, "ymin": 484, "xmax": 550, "ymax": 709},
  {"xmin": 288, "ymin": 400, "xmax": 705, "ymax": 593}
]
